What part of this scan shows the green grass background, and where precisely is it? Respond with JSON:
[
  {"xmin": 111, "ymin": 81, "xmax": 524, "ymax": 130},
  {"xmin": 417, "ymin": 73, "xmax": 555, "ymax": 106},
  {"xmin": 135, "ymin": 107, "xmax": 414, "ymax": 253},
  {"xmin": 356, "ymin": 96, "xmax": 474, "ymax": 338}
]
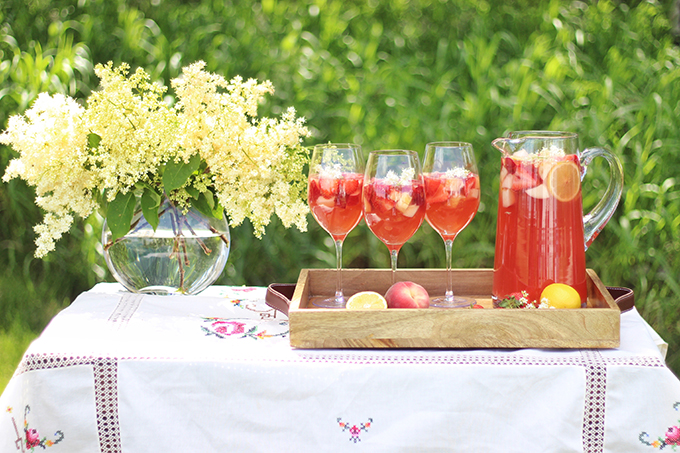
[{"xmin": 2, "ymin": 0, "xmax": 680, "ymax": 392}]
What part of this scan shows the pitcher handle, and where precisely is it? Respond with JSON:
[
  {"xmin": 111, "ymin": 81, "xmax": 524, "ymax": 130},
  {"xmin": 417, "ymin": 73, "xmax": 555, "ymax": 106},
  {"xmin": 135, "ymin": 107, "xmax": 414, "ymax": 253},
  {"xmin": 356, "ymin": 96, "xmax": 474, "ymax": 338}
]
[{"xmin": 580, "ymin": 147, "xmax": 624, "ymax": 250}]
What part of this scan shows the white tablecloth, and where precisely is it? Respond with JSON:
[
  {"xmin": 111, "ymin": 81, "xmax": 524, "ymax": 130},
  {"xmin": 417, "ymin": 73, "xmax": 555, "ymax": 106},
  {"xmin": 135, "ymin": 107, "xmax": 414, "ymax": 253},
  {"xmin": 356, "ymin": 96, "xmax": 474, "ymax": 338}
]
[{"xmin": 1, "ymin": 283, "xmax": 678, "ymax": 452}]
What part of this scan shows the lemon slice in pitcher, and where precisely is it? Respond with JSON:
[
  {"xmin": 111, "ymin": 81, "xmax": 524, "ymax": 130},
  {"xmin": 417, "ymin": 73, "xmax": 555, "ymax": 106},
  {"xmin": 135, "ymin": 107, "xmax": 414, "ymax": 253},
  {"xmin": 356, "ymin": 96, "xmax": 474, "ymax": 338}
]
[
  {"xmin": 346, "ymin": 291, "xmax": 388, "ymax": 310},
  {"xmin": 545, "ymin": 161, "xmax": 580, "ymax": 202}
]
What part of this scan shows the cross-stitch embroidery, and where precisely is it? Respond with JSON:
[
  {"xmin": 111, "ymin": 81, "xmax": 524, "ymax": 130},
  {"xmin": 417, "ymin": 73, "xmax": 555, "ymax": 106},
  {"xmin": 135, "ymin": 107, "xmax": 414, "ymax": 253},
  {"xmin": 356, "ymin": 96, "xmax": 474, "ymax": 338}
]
[
  {"xmin": 6, "ymin": 405, "xmax": 65, "ymax": 452},
  {"xmin": 226, "ymin": 297, "xmax": 278, "ymax": 319},
  {"xmin": 337, "ymin": 418, "xmax": 373, "ymax": 443},
  {"xmin": 227, "ymin": 299, "xmax": 245, "ymax": 309},
  {"xmin": 201, "ymin": 317, "xmax": 288, "ymax": 340},
  {"xmin": 640, "ymin": 402, "xmax": 680, "ymax": 449}
]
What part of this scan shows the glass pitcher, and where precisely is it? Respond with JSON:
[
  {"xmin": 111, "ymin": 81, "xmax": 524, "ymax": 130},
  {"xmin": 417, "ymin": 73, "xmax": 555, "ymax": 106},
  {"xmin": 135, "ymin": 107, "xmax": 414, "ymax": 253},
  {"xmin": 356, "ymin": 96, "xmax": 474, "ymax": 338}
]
[{"xmin": 491, "ymin": 131, "xmax": 623, "ymax": 307}]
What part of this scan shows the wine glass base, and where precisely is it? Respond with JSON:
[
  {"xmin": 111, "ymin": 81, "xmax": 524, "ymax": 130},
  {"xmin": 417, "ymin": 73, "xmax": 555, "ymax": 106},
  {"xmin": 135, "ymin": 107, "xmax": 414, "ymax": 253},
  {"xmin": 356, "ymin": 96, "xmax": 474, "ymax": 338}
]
[
  {"xmin": 311, "ymin": 296, "xmax": 346, "ymax": 309},
  {"xmin": 430, "ymin": 295, "xmax": 475, "ymax": 308}
]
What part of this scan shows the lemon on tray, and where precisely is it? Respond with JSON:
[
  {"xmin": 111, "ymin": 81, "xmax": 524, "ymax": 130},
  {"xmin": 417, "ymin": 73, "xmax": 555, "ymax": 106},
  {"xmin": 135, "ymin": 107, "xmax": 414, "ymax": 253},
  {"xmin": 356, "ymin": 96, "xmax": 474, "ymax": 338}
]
[
  {"xmin": 540, "ymin": 283, "xmax": 582, "ymax": 309},
  {"xmin": 346, "ymin": 291, "xmax": 388, "ymax": 310}
]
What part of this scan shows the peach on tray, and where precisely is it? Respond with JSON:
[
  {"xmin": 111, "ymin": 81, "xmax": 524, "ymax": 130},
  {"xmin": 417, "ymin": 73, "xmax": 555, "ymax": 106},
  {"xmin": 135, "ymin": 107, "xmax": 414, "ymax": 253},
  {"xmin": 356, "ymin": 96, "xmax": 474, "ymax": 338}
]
[{"xmin": 384, "ymin": 281, "xmax": 430, "ymax": 309}]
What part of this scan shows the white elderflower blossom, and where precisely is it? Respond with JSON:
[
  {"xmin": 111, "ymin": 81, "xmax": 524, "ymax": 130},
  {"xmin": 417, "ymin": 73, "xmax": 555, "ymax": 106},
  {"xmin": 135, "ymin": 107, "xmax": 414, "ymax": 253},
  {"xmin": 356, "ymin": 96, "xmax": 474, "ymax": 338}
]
[
  {"xmin": 1, "ymin": 60, "xmax": 311, "ymax": 256},
  {"xmin": 1, "ymin": 93, "xmax": 95, "ymax": 255},
  {"xmin": 171, "ymin": 61, "xmax": 310, "ymax": 237},
  {"xmin": 384, "ymin": 167, "xmax": 416, "ymax": 185},
  {"xmin": 446, "ymin": 167, "xmax": 470, "ymax": 179}
]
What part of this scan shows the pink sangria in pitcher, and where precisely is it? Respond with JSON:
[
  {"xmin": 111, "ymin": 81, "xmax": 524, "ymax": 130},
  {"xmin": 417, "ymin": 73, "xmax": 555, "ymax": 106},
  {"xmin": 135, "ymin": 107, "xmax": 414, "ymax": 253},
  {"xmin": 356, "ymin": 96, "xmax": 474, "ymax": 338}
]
[{"xmin": 492, "ymin": 131, "xmax": 623, "ymax": 308}]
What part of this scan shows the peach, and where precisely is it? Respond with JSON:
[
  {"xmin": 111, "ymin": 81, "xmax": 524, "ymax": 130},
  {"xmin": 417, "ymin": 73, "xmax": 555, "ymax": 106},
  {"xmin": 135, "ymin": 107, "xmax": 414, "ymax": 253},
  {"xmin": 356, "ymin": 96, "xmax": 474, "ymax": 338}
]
[{"xmin": 384, "ymin": 281, "xmax": 430, "ymax": 309}]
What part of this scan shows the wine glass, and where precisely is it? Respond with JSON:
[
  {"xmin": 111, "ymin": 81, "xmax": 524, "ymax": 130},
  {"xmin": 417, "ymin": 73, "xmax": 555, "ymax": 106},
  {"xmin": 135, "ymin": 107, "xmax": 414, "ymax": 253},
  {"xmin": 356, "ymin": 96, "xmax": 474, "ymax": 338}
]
[
  {"xmin": 363, "ymin": 150, "xmax": 426, "ymax": 284},
  {"xmin": 423, "ymin": 141, "xmax": 480, "ymax": 307},
  {"xmin": 308, "ymin": 143, "xmax": 365, "ymax": 308}
]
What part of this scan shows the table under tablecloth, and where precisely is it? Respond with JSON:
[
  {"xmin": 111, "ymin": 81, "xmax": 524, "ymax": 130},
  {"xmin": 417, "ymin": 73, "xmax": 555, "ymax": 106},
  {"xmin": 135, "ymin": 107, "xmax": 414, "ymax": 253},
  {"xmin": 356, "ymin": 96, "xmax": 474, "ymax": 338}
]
[{"xmin": 0, "ymin": 283, "xmax": 678, "ymax": 452}]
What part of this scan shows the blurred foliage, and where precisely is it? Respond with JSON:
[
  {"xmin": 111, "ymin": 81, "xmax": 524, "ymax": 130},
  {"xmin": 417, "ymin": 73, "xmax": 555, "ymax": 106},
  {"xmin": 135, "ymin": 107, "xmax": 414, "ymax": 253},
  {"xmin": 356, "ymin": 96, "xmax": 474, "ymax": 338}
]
[{"xmin": 1, "ymin": 0, "xmax": 680, "ymax": 379}]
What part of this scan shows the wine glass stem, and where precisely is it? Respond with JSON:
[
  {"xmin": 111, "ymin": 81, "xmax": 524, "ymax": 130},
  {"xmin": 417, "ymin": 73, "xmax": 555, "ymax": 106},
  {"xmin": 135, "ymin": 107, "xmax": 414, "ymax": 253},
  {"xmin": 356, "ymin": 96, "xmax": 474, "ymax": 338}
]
[
  {"xmin": 390, "ymin": 248, "xmax": 399, "ymax": 284},
  {"xmin": 444, "ymin": 239, "xmax": 454, "ymax": 302},
  {"xmin": 334, "ymin": 238, "xmax": 345, "ymax": 303}
]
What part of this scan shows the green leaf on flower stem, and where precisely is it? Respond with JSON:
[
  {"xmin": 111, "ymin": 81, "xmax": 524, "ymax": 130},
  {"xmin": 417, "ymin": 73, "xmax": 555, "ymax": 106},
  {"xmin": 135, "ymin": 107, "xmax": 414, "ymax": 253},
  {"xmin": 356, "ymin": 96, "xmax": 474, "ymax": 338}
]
[
  {"xmin": 203, "ymin": 189, "xmax": 215, "ymax": 210},
  {"xmin": 107, "ymin": 191, "xmax": 137, "ymax": 241},
  {"xmin": 88, "ymin": 133, "xmax": 101, "ymax": 148},
  {"xmin": 185, "ymin": 186, "xmax": 200, "ymax": 199},
  {"xmin": 95, "ymin": 190, "xmax": 108, "ymax": 218},
  {"xmin": 140, "ymin": 187, "xmax": 161, "ymax": 231},
  {"xmin": 191, "ymin": 190, "xmax": 221, "ymax": 219},
  {"xmin": 163, "ymin": 154, "xmax": 201, "ymax": 194}
]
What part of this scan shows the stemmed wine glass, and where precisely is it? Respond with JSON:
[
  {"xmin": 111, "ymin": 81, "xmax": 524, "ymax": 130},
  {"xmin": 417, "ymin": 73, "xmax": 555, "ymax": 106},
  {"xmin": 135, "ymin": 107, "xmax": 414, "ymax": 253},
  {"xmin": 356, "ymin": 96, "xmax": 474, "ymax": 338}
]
[
  {"xmin": 423, "ymin": 141, "xmax": 480, "ymax": 307},
  {"xmin": 308, "ymin": 143, "xmax": 365, "ymax": 308},
  {"xmin": 363, "ymin": 150, "xmax": 426, "ymax": 284}
]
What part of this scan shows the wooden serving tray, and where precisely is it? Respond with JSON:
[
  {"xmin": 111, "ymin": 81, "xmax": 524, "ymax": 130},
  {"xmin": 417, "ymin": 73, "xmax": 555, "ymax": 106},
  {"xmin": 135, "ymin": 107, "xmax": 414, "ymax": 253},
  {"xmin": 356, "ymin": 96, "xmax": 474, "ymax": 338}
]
[{"xmin": 288, "ymin": 268, "xmax": 620, "ymax": 349}]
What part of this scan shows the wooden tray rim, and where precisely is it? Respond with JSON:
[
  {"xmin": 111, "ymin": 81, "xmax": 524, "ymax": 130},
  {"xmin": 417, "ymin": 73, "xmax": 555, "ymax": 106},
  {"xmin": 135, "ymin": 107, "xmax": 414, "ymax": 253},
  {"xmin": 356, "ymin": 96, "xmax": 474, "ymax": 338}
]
[
  {"xmin": 290, "ymin": 268, "xmax": 619, "ymax": 312},
  {"xmin": 288, "ymin": 268, "xmax": 620, "ymax": 349}
]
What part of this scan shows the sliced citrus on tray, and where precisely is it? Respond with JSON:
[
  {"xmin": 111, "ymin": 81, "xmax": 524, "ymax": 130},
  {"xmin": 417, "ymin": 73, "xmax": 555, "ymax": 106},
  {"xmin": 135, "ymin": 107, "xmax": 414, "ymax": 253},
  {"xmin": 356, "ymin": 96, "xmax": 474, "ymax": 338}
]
[
  {"xmin": 545, "ymin": 161, "xmax": 580, "ymax": 202},
  {"xmin": 346, "ymin": 291, "xmax": 388, "ymax": 310}
]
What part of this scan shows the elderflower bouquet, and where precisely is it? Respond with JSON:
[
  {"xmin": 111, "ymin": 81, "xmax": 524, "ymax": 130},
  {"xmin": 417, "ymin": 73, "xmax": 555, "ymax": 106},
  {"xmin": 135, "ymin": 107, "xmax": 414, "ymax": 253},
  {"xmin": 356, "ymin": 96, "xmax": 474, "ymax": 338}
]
[{"xmin": 1, "ymin": 61, "xmax": 311, "ymax": 258}]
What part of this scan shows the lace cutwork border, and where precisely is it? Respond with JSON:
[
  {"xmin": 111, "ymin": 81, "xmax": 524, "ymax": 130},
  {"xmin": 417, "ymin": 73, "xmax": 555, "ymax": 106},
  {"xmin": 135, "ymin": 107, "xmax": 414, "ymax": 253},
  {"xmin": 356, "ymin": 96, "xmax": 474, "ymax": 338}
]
[
  {"xmin": 17, "ymin": 354, "xmax": 121, "ymax": 453},
  {"xmin": 14, "ymin": 350, "xmax": 666, "ymax": 452},
  {"xmin": 581, "ymin": 350, "xmax": 607, "ymax": 453}
]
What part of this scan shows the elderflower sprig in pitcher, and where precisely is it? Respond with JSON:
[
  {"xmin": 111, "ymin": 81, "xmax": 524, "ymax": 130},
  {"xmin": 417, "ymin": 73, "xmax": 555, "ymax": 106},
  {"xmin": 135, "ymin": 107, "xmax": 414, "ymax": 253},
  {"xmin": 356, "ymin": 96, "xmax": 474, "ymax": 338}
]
[{"xmin": 1, "ymin": 61, "xmax": 311, "ymax": 294}]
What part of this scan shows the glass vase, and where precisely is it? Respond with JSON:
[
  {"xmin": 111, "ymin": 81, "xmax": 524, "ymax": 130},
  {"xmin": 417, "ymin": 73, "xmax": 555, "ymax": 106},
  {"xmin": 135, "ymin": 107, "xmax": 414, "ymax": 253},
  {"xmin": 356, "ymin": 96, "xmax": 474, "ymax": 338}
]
[{"xmin": 102, "ymin": 197, "xmax": 230, "ymax": 295}]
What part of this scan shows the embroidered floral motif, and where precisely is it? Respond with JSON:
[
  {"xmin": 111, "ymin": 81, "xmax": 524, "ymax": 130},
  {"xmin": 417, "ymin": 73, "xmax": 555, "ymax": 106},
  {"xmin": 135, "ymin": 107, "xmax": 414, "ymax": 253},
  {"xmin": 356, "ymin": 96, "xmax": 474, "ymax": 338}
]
[
  {"xmin": 213, "ymin": 320, "xmax": 246, "ymax": 336},
  {"xmin": 640, "ymin": 402, "xmax": 680, "ymax": 449},
  {"xmin": 201, "ymin": 317, "xmax": 288, "ymax": 340},
  {"xmin": 227, "ymin": 299, "xmax": 245, "ymax": 309},
  {"xmin": 230, "ymin": 287, "xmax": 258, "ymax": 293},
  {"xmin": 225, "ymin": 297, "xmax": 279, "ymax": 319},
  {"xmin": 7, "ymin": 405, "xmax": 65, "ymax": 452},
  {"xmin": 337, "ymin": 418, "xmax": 373, "ymax": 443}
]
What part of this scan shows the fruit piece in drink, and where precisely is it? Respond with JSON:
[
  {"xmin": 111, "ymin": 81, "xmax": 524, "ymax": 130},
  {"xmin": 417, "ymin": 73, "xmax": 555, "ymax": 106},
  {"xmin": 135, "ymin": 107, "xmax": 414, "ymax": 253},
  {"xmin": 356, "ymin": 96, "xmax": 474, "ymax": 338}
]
[
  {"xmin": 425, "ymin": 172, "xmax": 480, "ymax": 240},
  {"xmin": 308, "ymin": 173, "xmax": 364, "ymax": 241},
  {"xmin": 363, "ymin": 179, "xmax": 426, "ymax": 248}
]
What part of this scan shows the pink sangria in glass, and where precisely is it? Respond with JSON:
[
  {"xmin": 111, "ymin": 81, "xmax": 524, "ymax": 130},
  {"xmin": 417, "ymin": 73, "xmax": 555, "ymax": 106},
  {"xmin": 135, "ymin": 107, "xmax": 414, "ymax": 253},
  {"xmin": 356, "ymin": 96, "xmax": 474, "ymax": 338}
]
[
  {"xmin": 423, "ymin": 142, "xmax": 480, "ymax": 307},
  {"xmin": 308, "ymin": 143, "xmax": 364, "ymax": 308},
  {"xmin": 363, "ymin": 150, "xmax": 426, "ymax": 283}
]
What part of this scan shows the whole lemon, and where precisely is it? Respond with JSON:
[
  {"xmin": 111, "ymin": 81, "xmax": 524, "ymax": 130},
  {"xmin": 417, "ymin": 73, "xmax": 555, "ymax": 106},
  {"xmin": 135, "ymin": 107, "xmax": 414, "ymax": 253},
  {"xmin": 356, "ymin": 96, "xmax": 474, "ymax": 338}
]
[{"xmin": 540, "ymin": 283, "xmax": 582, "ymax": 309}]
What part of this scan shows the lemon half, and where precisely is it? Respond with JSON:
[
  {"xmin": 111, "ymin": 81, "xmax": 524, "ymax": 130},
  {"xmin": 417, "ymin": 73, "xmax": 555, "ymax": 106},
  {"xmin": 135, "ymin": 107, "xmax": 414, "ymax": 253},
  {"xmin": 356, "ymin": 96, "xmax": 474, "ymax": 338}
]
[{"xmin": 346, "ymin": 291, "xmax": 388, "ymax": 310}]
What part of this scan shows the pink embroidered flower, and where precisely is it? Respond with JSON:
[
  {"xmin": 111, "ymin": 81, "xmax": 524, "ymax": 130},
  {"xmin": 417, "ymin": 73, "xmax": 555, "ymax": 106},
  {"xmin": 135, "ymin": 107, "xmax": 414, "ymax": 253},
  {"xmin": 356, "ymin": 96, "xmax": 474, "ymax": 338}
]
[
  {"xmin": 349, "ymin": 425, "xmax": 361, "ymax": 436},
  {"xmin": 213, "ymin": 320, "xmax": 246, "ymax": 336},
  {"xmin": 666, "ymin": 426, "xmax": 680, "ymax": 444},
  {"xmin": 25, "ymin": 428, "xmax": 40, "ymax": 448},
  {"xmin": 233, "ymin": 287, "xmax": 256, "ymax": 293}
]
